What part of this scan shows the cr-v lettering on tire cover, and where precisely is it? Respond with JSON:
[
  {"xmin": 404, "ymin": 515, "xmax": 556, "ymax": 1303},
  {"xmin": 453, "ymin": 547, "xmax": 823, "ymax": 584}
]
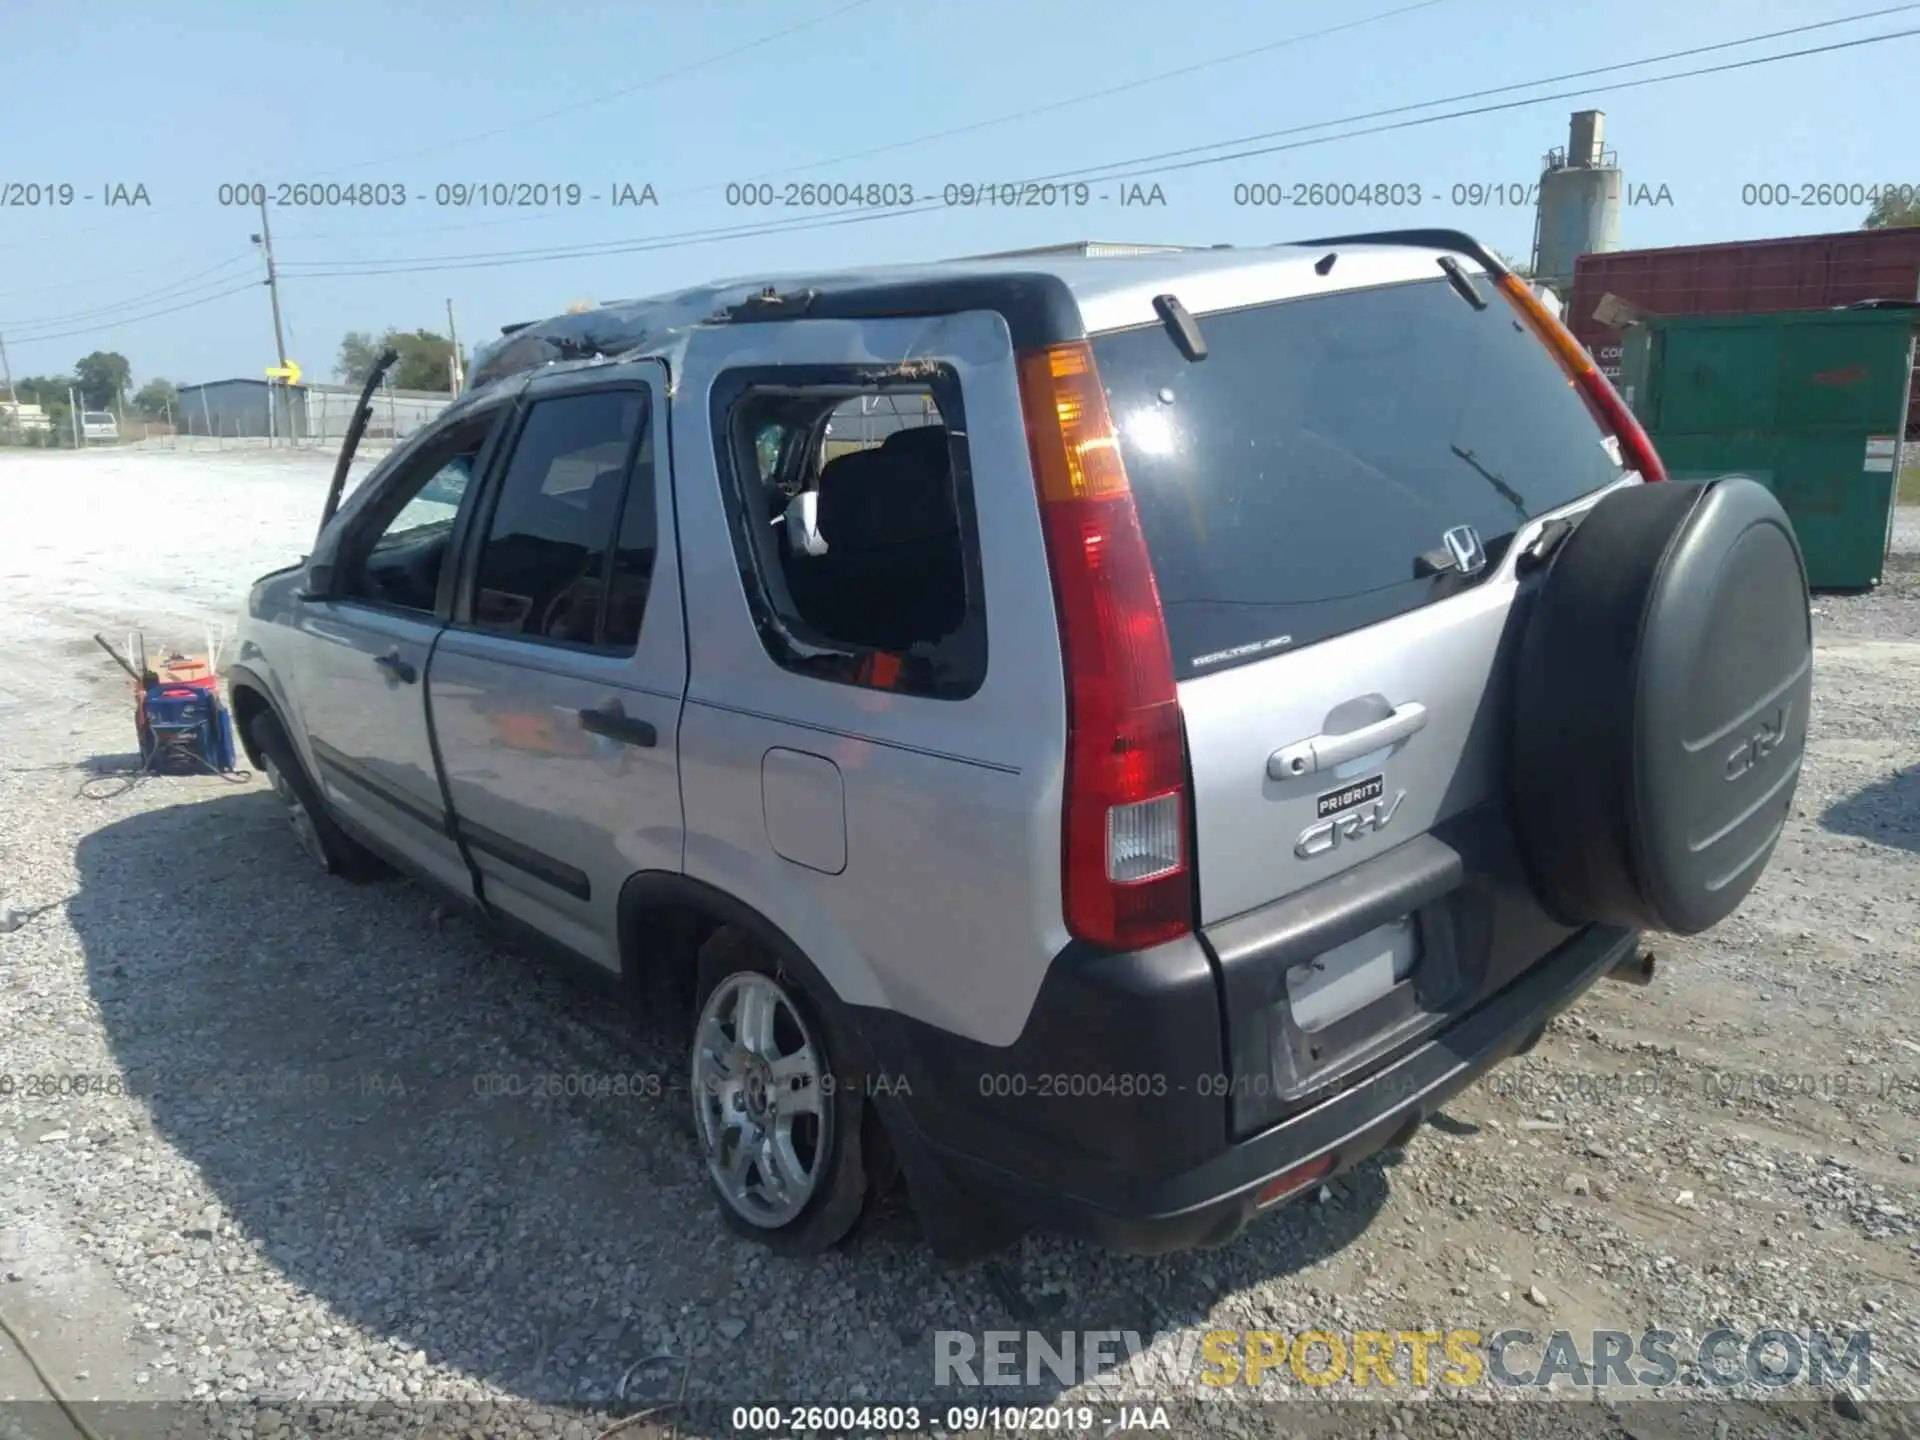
[
  {"xmin": 1508, "ymin": 476, "xmax": 1813, "ymax": 936},
  {"xmin": 1724, "ymin": 702, "xmax": 1792, "ymax": 783}
]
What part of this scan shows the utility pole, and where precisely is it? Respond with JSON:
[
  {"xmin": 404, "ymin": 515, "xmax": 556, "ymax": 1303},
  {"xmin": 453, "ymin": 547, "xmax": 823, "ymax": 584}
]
[
  {"xmin": 0, "ymin": 331, "xmax": 14, "ymax": 404},
  {"xmin": 445, "ymin": 298, "xmax": 464, "ymax": 396},
  {"xmin": 254, "ymin": 196, "xmax": 289, "ymax": 446},
  {"xmin": 254, "ymin": 194, "xmax": 289, "ymax": 371},
  {"xmin": 69, "ymin": 385, "xmax": 82, "ymax": 448}
]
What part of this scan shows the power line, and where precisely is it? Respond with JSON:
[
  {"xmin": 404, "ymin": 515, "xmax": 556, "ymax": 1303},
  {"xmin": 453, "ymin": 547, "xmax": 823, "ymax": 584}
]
[
  {"xmin": 275, "ymin": 2, "xmax": 1911, "ymax": 269},
  {"xmin": 268, "ymin": 0, "xmax": 1447, "ymax": 251},
  {"xmin": 3, "ymin": 272, "xmax": 261, "ymax": 342},
  {"xmin": 0, "ymin": 248, "xmax": 255, "ymax": 303},
  {"xmin": 283, "ymin": 0, "xmax": 878, "ymax": 190},
  {"xmin": 0, "ymin": 253, "xmax": 256, "ymax": 329},
  {"xmin": 690, "ymin": 0, "xmax": 1455, "ymax": 196},
  {"xmin": 1020, "ymin": 1, "xmax": 1920, "ymax": 186},
  {"xmin": 274, "ymin": 20, "xmax": 1920, "ymax": 281},
  {"xmin": 277, "ymin": 206, "xmax": 941, "ymax": 277},
  {"xmin": 15, "ymin": 9, "xmax": 1907, "ymax": 361},
  {"xmin": 1071, "ymin": 24, "xmax": 1920, "ymax": 185},
  {"xmin": 2, "ymin": 281, "xmax": 261, "ymax": 350}
]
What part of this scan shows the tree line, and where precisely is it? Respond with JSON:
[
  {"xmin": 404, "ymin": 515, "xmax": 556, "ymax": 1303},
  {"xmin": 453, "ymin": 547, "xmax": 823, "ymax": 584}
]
[
  {"xmin": 334, "ymin": 328, "xmax": 466, "ymax": 391},
  {"xmin": 3, "ymin": 352, "xmax": 177, "ymax": 445},
  {"xmin": 1865, "ymin": 191, "xmax": 1920, "ymax": 229},
  {"xmin": 3, "ymin": 327, "xmax": 467, "ymax": 446}
]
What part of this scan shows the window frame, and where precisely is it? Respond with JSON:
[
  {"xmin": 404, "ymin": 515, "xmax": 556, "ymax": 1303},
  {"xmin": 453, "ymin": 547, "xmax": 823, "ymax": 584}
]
[
  {"xmin": 329, "ymin": 401, "xmax": 511, "ymax": 622},
  {"xmin": 707, "ymin": 361, "xmax": 989, "ymax": 702},
  {"xmin": 448, "ymin": 375, "xmax": 659, "ymax": 659}
]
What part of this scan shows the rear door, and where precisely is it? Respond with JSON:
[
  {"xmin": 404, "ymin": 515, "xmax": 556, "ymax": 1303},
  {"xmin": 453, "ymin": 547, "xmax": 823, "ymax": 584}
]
[
  {"xmin": 427, "ymin": 364, "xmax": 683, "ymax": 972},
  {"xmin": 1092, "ymin": 269, "xmax": 1633, "ymax": 929}
]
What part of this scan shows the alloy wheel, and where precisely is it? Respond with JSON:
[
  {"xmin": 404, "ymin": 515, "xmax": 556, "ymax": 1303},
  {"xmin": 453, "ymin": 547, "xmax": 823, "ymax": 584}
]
[
  {"xmin": 691, "ymin": 971, "xmax": 830, "ymax": 1228},
  {"xmin": 264, "ymin": 756, "xmax": 328, "ymax": 870}
]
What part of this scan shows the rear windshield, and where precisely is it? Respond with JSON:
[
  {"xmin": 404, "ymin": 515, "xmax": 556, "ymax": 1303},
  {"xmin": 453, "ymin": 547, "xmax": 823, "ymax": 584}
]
[{"xmin": 1092, "ymin": 273, "xmax": 1626, "ymax": 681}]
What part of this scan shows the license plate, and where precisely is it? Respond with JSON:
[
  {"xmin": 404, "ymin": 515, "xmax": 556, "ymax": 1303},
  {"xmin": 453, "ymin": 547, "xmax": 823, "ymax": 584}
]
[{"xmin": 1286, "ymin": 916, "xmax": 1420, "ymax": 1032}]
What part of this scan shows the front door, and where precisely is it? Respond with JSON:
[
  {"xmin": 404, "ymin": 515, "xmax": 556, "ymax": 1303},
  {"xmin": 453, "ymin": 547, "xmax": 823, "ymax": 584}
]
[
  {"xmin": 290, "ymin": 406, "xmax": 503, "ymax": 896},
  {"xmin": 427, "ymin": 364, "xmax": 685, "ymax": 971}
]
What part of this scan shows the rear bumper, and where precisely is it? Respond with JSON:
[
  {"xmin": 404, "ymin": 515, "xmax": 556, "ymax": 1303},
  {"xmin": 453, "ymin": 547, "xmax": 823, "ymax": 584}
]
[{"xmin": 863, "ymin": 915, "xmax": 1637, "ymax": 1257}]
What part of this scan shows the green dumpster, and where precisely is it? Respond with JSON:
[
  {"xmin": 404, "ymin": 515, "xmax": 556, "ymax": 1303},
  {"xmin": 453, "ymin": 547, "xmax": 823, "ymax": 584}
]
[{"xmin": 1618, "ymin": 305, "xmax": 1917, "ymax": 589}]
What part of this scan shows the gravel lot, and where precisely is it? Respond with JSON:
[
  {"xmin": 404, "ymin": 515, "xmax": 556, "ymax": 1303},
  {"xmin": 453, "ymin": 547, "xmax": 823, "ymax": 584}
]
[{"xmin": 2, "ymin": 449, "xmax": 1917, "ymax": 1439}]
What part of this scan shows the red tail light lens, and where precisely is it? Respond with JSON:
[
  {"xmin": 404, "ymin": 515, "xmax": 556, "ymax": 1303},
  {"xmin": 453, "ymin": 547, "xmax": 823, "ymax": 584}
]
[
  {"xmin": 1016, "ymin": 341, "xmax": 1192, "ymax": 952},
  {"xmin": 1254, "ymin": 1154, "xmax": 1335, "ymax": 1209},
  {"xmin": 1495, "ymin": 272, "xmax": 1667, "ymax": 483}
]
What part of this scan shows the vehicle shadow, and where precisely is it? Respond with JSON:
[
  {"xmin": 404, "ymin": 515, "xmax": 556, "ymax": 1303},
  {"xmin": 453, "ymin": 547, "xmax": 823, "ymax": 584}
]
[
  {"xmin": 72, "ymin": 790, "xmax": 1388, "ymax": 1417},
  {"xmin": 1819, "ymin": 763, "xmax": 1920, "ymax": 855}
]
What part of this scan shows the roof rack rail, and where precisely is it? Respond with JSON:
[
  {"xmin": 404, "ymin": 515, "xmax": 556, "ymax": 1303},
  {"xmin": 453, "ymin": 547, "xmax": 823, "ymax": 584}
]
[
  {"xmin": 1289, "ymin": 228, "xmax": 1511, "ymax": 277},
  {"xmin": 723, "ymin": 287, "xmax": 818, "ymax": 322},
  {"xmin": 716, "ymin": 274, "xmax": 1084, "ymax": 349}
]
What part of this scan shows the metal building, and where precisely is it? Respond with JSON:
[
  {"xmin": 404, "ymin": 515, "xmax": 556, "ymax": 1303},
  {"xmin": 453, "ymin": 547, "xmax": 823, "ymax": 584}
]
[
  {"xmin": 1532, "ymin": 110, "xmax": 1623, "ymax": 298},
  {"xmin": 174, "ymin": 379, "xmax": 303, "ymax": 440},
  {"xmin": 300, "ymin": 382, "xmax": 452, "ymax": 441},
  {"xmin": 174, "ymin": 378, "xmax": 452, "ymax": 441}
]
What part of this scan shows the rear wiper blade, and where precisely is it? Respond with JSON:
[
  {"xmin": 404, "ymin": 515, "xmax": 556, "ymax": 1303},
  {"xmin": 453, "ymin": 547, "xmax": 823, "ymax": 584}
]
[
  {"xmin": 1449, "ymin": 444, "xmax": 1527, "ymax": 523},
  {"xmin": 1435, "ymin": 255, "xmax": 1487, "ymax": 311}
]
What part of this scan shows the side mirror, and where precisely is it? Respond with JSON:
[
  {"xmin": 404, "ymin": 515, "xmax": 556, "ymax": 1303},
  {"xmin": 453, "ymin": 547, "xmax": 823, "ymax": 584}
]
[
  {"xmin": 297, "ymin": 562, "xmax": 335, "ymax": 602},
  {"xmin": 782, "ymin": 491, "xmax": 829, "ymax": 557}
]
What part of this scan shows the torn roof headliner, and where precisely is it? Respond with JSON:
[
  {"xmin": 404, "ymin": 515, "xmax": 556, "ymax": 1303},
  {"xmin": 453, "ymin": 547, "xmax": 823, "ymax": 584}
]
[{"xmin": 462, "ymin": 239, "xmax": 1470, "ymax": 397}]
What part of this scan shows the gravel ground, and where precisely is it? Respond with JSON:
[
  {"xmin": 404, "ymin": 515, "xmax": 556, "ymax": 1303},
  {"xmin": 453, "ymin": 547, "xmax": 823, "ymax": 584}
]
[{"xmin": 2, "ymin": 451, "xmax": 1918, "ymax": 1440}]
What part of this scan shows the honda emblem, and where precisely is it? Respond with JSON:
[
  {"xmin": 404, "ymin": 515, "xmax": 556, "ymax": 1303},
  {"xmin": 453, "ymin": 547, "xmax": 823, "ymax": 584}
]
[{"xmin": 1442, "ymin": 525, "xmax": 1487, "ymax": 576}]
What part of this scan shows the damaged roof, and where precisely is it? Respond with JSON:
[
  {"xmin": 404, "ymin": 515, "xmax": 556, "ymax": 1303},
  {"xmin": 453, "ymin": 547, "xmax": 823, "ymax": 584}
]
[{"xmin": 466, "ymin": 238, "xmax": 1471, "ymax": 392}]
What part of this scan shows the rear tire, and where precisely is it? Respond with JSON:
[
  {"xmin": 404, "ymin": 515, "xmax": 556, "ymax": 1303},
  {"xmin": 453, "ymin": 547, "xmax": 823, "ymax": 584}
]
[
  {"xmin": 689, "ymin": 928, "xmax": 870, "ymax": 1254},
  {"xmin": 249, "ymin": 711, "xmax": 388, "ymax": 881}
]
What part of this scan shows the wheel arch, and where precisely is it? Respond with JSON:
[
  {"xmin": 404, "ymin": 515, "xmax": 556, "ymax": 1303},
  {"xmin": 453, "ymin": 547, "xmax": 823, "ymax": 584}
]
[
  {"xmin": 616, "ymin": 871, "xmax": 861, "ymax": 1042},
  {"xmin": 225, "ymin": 661, "xmax": 281, "ymax": 770}
]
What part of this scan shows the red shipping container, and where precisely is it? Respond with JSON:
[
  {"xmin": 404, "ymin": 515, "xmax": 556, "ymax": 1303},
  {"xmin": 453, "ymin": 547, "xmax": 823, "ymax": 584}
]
[{"xmin": 1569, "ymin": 228, "xmax": 1920, "ymax": 434}]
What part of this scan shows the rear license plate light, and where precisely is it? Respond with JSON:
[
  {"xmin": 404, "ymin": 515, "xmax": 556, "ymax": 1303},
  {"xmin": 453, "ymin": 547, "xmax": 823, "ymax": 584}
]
[{"xmin": 1286, "ymin": 916, "xmax": 1420, "ymax": 1032}]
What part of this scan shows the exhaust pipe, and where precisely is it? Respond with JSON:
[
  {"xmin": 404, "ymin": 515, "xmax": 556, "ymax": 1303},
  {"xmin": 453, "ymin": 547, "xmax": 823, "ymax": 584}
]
[{"xmin": 1604, "ymin": 950, "xmax": 1657, "ymax": 986}]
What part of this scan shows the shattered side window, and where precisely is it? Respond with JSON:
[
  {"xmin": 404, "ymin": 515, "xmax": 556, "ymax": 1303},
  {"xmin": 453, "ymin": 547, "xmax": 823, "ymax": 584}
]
[{"xmin": 710, "ymin": 372, "xmax": 987, "ymax": 701}]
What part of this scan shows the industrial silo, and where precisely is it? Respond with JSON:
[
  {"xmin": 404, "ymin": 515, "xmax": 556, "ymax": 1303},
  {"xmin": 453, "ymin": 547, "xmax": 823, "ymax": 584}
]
[{"xmin": 1532, "ymin": 110, "xmax": 1623, "ymax": 298}]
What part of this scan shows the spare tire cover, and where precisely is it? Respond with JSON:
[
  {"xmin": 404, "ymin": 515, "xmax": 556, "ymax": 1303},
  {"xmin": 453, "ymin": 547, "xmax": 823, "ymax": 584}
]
[{"xmin": 1510, "ymin": 477, "xmax": 1811, "ymax": 936}]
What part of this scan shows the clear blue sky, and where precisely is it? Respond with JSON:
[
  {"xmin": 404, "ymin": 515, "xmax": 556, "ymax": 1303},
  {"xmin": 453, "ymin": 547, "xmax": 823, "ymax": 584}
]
[{"xmin": 0, "ymin": 0, "xmax": 1914, "ymax": 391}]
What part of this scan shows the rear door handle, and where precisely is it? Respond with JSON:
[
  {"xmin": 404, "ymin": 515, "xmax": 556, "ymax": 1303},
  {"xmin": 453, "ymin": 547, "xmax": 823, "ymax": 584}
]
[
  {"xmin": 373, "ymin": 649, "xmax": 417, "ymax": 684},
  {"xmin": 578, "ymin": 699, "xmax": 657, "ymax": 749},
  {"xmin": 1269, "ymin": 702, "xmax": 1428, "ymax": 780}
]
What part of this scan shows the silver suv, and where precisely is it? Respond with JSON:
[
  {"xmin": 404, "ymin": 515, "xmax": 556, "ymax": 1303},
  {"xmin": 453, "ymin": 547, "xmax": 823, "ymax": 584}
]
[{"xmin": 228, "ymin": 230, "xmax": 1812, "ymax": 1259}]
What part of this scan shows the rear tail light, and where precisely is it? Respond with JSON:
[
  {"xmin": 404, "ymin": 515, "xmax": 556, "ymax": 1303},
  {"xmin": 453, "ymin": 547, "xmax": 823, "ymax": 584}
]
[
  {"xmin": 1494, "ymin": 272, "xmax": 1667, "ymax": 483},
  {"xmin": 1016, "ymin": 341, "xmax": 1193, "ymax": 951}
]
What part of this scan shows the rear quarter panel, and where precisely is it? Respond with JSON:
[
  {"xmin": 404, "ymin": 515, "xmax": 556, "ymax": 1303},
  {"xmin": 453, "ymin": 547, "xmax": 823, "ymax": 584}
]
[{"xmin": 670, "ymin": 312, "xmax": 1070, "ymax": 1047}]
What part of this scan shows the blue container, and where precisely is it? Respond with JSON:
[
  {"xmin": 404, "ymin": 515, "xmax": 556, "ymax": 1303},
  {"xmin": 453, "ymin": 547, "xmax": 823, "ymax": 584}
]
[{"xmin": 140, "ymin": 681, "xmax": 237, "ymax": 773}]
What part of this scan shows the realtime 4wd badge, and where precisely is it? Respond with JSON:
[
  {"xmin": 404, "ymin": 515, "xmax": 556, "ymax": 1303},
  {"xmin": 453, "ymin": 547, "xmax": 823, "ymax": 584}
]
[{"xmin": 1316, "ymin": 774, "xmax": 1385, "ymax": 819}]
